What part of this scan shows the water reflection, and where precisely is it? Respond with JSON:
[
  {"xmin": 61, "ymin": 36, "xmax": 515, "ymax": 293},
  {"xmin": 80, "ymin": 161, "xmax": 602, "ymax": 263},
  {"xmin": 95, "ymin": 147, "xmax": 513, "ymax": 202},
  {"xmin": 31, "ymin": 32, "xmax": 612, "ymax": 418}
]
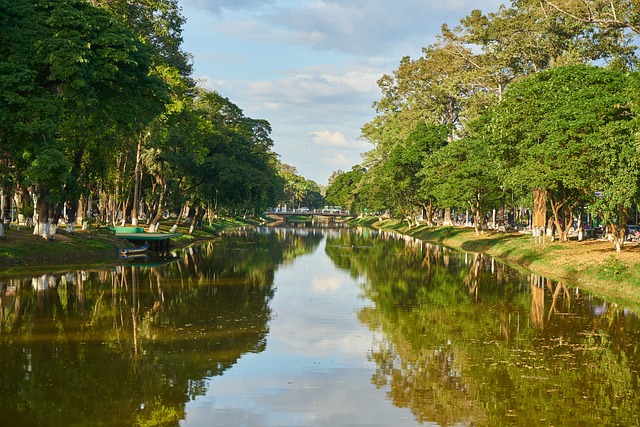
[
  {"xmin": 326, "ymin": 228, "xmax": 640, "ymax": 426},
  {"xmin": 0, "ymin": 228, "xmax": 322, "ymax": 426},
  {"xmin": 1, "ymin": 227, "xmax": 639, "ymax": 426}
]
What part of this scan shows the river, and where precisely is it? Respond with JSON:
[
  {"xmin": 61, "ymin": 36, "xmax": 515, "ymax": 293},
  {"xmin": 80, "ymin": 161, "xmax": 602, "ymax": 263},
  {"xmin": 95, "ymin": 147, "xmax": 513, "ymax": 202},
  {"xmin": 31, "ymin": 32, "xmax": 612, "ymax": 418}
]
[{"xmin": 0, "ymin": 226, "xmax": 639, "ymax": 426}]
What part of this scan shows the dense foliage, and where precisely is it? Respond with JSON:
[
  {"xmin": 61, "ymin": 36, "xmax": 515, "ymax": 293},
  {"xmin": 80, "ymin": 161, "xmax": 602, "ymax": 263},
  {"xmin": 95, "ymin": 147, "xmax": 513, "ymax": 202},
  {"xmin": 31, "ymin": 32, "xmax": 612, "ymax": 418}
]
[
  {"xmin": 0, "ymin": 0, "xmax": 292, "ymax": 238},
  {"xmin": 326, "ymin": 0, "xmax": 640, "ymax": 251}
]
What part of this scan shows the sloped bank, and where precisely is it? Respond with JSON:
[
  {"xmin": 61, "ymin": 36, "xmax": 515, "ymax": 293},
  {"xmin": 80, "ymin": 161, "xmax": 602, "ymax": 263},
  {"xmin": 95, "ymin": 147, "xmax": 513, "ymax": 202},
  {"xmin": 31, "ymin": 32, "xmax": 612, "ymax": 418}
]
[
  {"xmin": 0, "ymin": 217, "xmax": 264, "ymax": 278},
  {"xmin": 350, "ymin": 217, "xmax": 640, "ymax": 310}
]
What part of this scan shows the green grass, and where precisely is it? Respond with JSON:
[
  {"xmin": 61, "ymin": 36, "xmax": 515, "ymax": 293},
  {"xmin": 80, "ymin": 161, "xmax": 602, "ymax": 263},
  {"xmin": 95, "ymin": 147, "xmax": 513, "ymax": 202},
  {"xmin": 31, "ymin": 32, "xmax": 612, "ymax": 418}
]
[{"xmin": 589, "ymin": 255, "xmax": 630, "ymax": 281}]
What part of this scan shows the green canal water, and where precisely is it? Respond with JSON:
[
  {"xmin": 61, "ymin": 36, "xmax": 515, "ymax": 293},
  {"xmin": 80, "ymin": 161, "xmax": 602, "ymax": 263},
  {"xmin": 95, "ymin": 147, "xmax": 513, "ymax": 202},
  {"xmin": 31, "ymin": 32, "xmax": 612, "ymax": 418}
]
[{"xmin": 0, "ymin": 226, "xmax": 639, "ymax": 426}]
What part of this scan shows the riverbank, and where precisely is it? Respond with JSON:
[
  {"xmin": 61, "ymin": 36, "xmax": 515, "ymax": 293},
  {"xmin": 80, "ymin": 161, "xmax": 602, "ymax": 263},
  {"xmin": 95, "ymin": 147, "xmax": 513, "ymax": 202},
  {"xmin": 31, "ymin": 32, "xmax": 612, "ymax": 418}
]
[
  {"xmin": 0, "ymin": 217, "xmax": 263, "ymax": 278},
  {"xmin": 5, "ymin": 217, "xmax": 640, "ymax": 308},
  {"xmin": 351, "ymin": 217, "xmax": 640, "ymax": 309}
]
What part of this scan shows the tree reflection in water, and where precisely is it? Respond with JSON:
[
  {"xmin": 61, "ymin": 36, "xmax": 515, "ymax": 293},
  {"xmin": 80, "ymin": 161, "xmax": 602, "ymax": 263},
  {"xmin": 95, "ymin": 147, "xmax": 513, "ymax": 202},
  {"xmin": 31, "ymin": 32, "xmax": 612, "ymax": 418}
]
[
  {"xmin": 0, "ymin": 228, "xmax": 323, "ymax": 427},
  {"xmin": 326, "ymin": 228, "xmax": 640, "ymax": 427},
  {"xmin": 2, "ymin": 227, "xmax": 640, "ymax": 426}
]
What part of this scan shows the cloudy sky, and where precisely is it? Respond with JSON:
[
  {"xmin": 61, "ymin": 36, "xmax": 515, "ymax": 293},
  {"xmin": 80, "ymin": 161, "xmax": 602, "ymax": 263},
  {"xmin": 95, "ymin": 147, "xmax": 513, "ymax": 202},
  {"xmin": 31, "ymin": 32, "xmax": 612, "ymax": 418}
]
[{"xmin": 179, "ymin": 0, "xmax": 505, "ymax": 186}]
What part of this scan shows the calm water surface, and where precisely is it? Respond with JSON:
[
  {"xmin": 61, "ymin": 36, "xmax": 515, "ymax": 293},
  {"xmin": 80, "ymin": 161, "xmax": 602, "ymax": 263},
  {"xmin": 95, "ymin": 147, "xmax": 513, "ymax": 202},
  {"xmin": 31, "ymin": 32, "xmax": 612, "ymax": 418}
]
[{"xmin": 1, "ymin": 227, "xmax": 639, "ymax": 426}]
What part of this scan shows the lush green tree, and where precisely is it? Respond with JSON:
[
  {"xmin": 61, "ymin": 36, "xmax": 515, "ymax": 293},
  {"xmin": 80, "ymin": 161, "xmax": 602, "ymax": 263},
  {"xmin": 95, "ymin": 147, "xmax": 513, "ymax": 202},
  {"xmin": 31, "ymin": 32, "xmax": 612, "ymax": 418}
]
[
  {"xmin": 325, "ymin": 166, "xmax": 366, "ymax": 213},
  {"xmin": 90, "ymin": 0, "xmax": 193, "ymax": 77},
  {"xmin": 422, "ymin": 135, "xmax": 501, "ymax": 235},
  {"xmin": 85, "ymin": 0, "xmax": 193, "ymax": 228},
  {"xmin": 278, "ymin": 164, "xmax": 322, "ymax": 210},
  {"xmin": 300, "ymin": 179, "xmax": 324, "ymax": 209},
  {"xmin": 193, "ymin": 91, "xmax": 283, "ymax": 224},
  {"xmin": 0, "ymin": 0, "xmax": 290, "ymax": 237},
  {"xmin": 134, "ymin": 67, "xmax": 201, "ymax": 230},
  {"xmin": 0, "ymin": 0, "xmax": 166, "ymax": 238},
  {"xmin": 455, "ymin": 2, "xmax": 637, "ymax": 79},
  {"xmin": 359, "ymin": 0, "xmax": 638, "ymax": 229},
  {"xmin": 586, "ymin": 71, "xmax": 640, "ymax": 250},
  {"xmin": 361, "ymin": 117, "xmax": 450, "ymax": 219},
  {"xmin": 484, "ymin": 64, "xmax": 637, "ymax": 248}
]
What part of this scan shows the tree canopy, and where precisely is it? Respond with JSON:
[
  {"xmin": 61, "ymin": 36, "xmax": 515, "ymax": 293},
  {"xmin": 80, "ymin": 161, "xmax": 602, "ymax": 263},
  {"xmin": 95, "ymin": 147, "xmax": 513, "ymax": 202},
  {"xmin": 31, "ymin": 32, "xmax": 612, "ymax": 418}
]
[
  {"xmin": 0, "ymin": 0, "xmax": 290, "ymax": 238},
  {"xmin": 326, "ymin": 0, "xmax": 640, "ymax": 251}
]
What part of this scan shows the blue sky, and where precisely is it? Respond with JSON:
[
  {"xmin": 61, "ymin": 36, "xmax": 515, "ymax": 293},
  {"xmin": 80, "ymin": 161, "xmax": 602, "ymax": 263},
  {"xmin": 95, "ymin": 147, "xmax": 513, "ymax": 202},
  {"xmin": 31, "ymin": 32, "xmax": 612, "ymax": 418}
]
[{"xmin": 179, "ymin": 0, "xmax": 505, "ymax": 186}]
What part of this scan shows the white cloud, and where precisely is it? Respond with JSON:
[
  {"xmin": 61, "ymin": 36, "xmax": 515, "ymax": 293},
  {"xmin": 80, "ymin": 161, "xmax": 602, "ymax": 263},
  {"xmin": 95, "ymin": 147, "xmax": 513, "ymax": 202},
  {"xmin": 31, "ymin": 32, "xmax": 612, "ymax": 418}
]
[
  {"xmin": 311, "ymin": 275, "xmax": 342, "ymax": 292},
  {"xmin": 321, "ymin": 152, "xmax": 357, "ymax": 171},
  {"xmin": 241, "ymin": 68, "xmax": 378, "ymax": 106},
  {"xmin": 312, "ymin": 130, "xmax": 351, "ymax": 148},
  {"xmin": 268, "ymin": 0, "xmax": 505, "ymax": 56},
  {"xmin": 183, "ymin": 0, "xmax": 505, "ymax": 56},
  {"xmin": 181, "ymin": 0, "xmax": 277, "ymax": 15},
  {"xmin": 180, "ymin": 0, "xmax": 506, "ymax": 184},
  {"xmin": 312, "ymin": 130, "xmax": 368, "ymax": 150}
]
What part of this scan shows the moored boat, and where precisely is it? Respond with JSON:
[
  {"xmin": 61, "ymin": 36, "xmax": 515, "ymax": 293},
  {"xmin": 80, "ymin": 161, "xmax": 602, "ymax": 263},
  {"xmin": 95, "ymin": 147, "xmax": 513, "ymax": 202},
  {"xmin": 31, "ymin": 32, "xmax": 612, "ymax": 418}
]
[{"xmin": 119, "ymin": 244, "xmax": 149, "ymax": 257}]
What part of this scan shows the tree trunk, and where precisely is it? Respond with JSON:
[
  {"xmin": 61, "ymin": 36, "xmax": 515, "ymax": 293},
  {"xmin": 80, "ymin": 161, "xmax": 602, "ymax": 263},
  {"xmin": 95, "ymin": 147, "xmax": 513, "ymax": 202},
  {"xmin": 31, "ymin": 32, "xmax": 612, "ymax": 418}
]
[
  {"xmin": 469, "ymin": 196, "xmax": 484, "ymax": 236},
  {"xmin": 169, "ymin": 207, "xmax": 184, "ymax": 233},
  {"xmin": 549, "ymin": 190, "xmax": 575, "ymax": 243},
  {"xmin": 423, "ymin": 200, "xmax": 434, "ymax": 226},
  {"xmin": 13, "ymin": 190, "xmax": 25, "ymax": 228},
  {"xmin": 50, "ymin": 202, "xmax": 63, "ymax": 237},
  {"xmin": 66, "ymin": 198, "xmax": 78, "ymax": 234},
  {"xmin": 33, "ymin": 187, "xmax": 51, "ymax": 240},
  {"xmin": 149, "ymin": 183, "xmax": 167, "ymax": 232},
  {"xmin": 609, "ymin": 223, "xmax": 626, "ymax": 252},
  {"xmin": 497, "ymin": 206, "xmax": 505, "ymax": 229},
  {"xmin": 546, "ymin": 216, "xmax": 555, "ymax": 241},
  {"xmin": 443, "ymin": 208, "xmax": 452, "ymax": 226},
  {"xmin": 76, "ymin": 195, "xmax": 86, "ymax": 227},
  {"xmin": 0, "ymin": 190, "xmax": 6, "ymax": 222},
  {"xmin": 188, "ymin": 206, "xmax": 205, "ymax": 235},
  {"xmin": 532, "ymin": 189, "xmax": 547, "ymax": 243},
  {"xmin": 207, "ymin": 203, "xmax": 214, "ymax": 228},
  {"xmin": 607, "ymin": 205, "xmax": 628, "ymax": 252},
  {"xmin": 559, "ymin": 208, "xmax": 574, "ymax": 242},
  {"xmin": 131, "ymin": 134, "xmax": 144, "ymax": 226},
  {"xmin": 120, "ymin": 194, "xmax": 131, "ymax": 227},
  {"xmin": 575, "ymin": 209, "xmax": 583, "ymax": 241},
  {"xmin": 473, "ymin": 209, "xmax": 484, "ymax": 236}
]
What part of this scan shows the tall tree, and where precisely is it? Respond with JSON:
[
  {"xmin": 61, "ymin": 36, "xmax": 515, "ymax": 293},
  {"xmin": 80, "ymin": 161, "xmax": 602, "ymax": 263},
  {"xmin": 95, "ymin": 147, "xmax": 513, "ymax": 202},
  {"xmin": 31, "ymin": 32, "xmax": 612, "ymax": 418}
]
[
  {"xmin": 193, "ymin": 91, "xmax": 282, "ymax": 221},
  {"xmin": 1, "ymin": 0, "xmax": 166, "ymax": 238},
  {"xmin": 422, "ymin": 135, "xmax": 501, "ymax": 235},
  {"xmin": 484, "ymin": 64, "xmax": 637, "ymax": 248}
]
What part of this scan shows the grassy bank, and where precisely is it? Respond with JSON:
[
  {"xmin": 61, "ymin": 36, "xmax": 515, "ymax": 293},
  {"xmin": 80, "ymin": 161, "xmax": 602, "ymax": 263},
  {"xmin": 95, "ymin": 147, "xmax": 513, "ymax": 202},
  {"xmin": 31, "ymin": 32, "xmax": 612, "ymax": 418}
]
[
  {"xmin": 0, "ymin": 217, "xmax": 264, "ymax": 278},
  {"xmin": 350, "ymin": 217, "xmax": 640, "ymax": 309}
]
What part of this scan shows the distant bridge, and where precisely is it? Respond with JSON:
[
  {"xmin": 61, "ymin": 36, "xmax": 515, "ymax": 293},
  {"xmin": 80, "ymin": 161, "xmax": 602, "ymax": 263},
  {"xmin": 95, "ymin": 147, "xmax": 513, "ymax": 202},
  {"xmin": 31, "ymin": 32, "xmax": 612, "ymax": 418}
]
[{"xmin": 265, "ymin": 209, "xmax": 350, "ymax": 218}]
